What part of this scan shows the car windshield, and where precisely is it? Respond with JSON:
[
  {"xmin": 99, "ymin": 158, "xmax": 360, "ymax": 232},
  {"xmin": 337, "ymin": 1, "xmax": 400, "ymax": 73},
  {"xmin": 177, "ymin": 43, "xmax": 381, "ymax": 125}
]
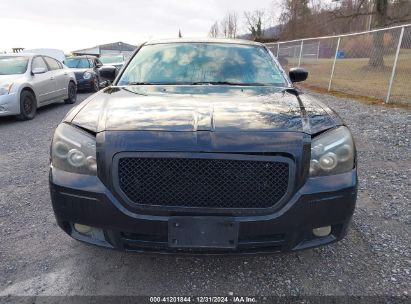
[
  {"xmin": 100, "ymin": 55, "xmax": 124, "ymax": 64},
  {"xmin": 117, "ymin": 43, "xmax": 287, "ymax": 86},
  {"xmin": 64, "ymin": 58, "xmax": 91, "ymax": 68},
  {"xmin": 0, "ymin": 56, "xmax": 29, "ymax": 75}
]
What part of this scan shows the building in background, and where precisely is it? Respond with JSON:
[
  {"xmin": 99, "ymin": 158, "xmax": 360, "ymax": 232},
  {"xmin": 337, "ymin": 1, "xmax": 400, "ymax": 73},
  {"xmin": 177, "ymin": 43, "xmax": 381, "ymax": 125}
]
[
  {"xmin": 12, "ymin": 48, "xmax": 25, "ymax": 53},
  {"xmin": 72, "ymin": 41, "xmax": 137, "ymax": 60}
]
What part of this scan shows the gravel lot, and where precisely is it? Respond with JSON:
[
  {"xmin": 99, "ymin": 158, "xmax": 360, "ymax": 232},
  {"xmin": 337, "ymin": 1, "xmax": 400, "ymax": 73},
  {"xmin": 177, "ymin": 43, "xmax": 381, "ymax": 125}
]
[{"xmin": 0, "ymin": 91, "xmax": 409, "ymax": 298}]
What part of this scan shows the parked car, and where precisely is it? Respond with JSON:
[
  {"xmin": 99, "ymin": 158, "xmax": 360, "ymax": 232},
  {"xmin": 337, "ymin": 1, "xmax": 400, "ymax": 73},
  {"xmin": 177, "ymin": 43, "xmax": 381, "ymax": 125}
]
[
  {"xmin": 63, "ymin": 56, "xmax": 107, "ymax": 92},
  {"xmin": 99, "ymin": 54, "xmax": 125, "ymax": 70},
  {"xmin": 50, "ymin": 39, "xmax": 357, "ymax": 254},
  {"xmin": 0, "ymin": 53, "xmax": 77, "ymax": 120},
  {"xmin": 22, "ymin": 48, "xmax": 65, "ymax": 63}
]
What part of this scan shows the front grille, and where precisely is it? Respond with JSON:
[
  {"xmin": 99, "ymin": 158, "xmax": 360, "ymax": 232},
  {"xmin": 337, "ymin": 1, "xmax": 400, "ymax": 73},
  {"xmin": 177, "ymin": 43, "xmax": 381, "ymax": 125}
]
[
  {"xmin": 74, "ymin": 73, "xmax": 82, "ymax": 80},
  {"xmin": 117, "ymin": 156, "xmax": 290, "ymax": 209}
]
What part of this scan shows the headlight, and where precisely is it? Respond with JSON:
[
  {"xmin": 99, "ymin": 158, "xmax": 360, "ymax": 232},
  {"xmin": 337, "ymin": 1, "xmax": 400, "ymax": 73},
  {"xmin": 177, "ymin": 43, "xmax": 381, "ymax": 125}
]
[
  {"xmin": 0, "ymin": 83, "xmax": 13, "ymax": 95},
  {"xmin": 51, "ymin": 123, "xmax": 97, "ymax": 175},
  {"xmin": 309, "ymin": 126, "xmax": 355, "ymax": 177},
  {"xmin": 83, "ymin": 72, "xmax": 92, "ymax": 80}
]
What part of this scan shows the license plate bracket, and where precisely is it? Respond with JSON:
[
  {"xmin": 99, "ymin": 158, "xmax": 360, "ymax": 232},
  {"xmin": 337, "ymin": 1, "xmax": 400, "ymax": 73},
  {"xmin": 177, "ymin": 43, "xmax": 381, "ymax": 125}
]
[{"xmin": 168, "ymin": 217, "xmax": 239, "ymax": 249}]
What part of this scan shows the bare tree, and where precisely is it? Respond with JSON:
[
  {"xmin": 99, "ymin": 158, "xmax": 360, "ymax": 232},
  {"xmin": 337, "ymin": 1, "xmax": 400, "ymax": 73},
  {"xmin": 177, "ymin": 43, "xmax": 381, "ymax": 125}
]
[
  {"xmin": 220, "ymin": 16, "xmax": 229, "ymax": 38},
  {"xmin": 278, "ymin": 0, "xmax": 311, "ymax": 40},
  {"xmin": 244, "ymin": 10, "xmax": 265, "ymax": 40},
  {"xmin": 330, "ymin": 0, "xmax": 411, "ymax": 67},
  {"xmin": 369, "ymin": 0, "xmax": 388, "ymax": 67},
  {"xmin": 228, "ymin": 12, "xmax": 238, "ymax": 38},
  {"xmin": 331, "ymin": 0, "xmax": 411, "ymax": 27},
  {"xmin": 220, "ymin": 12, "xmax": 238, "ymax": 38},
  {"xmin": 209, "ymin": 22, "xmax": 219, "ymax": 38}
]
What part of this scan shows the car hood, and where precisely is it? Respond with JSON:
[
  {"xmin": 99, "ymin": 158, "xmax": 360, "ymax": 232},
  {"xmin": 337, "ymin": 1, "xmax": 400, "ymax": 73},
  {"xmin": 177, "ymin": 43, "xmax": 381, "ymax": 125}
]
[
  {"xmin": 0, "ymin": 74, "xmax": 24, "ymax": 84},
  {"xmin": 66, "ymin": 86, "xmax": 342, "ymax": 134},
  {"xmin": 70, "ymin": 68, "xmax": 92, "ymax": 74},
  {"xmin": 103, "ymin": 62, "xmax": 124, "ymax": 66}
]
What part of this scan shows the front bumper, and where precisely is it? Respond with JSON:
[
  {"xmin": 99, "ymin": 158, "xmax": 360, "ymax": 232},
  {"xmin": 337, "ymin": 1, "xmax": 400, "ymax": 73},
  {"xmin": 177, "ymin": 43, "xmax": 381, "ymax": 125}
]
[
  {"xmin": 0, "ymin": 93, "xmax": 20, "ymax": 117},
  {"xmin": 75, "ymin": 77, "xmax": 95, "ymax": 91},
  {"xmin": 49, "ymin": 166, "xmax": 357, "ymax": 255}
]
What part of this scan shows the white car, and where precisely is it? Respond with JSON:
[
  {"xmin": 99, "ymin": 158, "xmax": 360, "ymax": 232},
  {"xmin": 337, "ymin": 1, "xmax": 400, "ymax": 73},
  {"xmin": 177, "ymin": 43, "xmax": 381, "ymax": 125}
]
[
  {"xmin": 0, "ymin": 53, "xmax": 77, "ymax": 120},
  {"xmin": 99, "ymin": 54, "xmax": 125, "ymax": 70}
]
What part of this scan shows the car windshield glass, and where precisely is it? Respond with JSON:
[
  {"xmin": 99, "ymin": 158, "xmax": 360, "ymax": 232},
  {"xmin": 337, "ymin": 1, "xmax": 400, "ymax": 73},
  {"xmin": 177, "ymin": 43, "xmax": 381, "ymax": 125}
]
[
  {"xmin": 0, "ymin": 56, "xmax": 29, "ymax": 75},
  {"xmin": 100, "ymin": 55, "xmax": 124, "ymax": 64},
  {"xmin": 117, "ymin": 43, "xmax": 287, "ymax": 86},
  {"xmin": 64, "ymin": 58, "xmax": 91, "ymax": 68}
]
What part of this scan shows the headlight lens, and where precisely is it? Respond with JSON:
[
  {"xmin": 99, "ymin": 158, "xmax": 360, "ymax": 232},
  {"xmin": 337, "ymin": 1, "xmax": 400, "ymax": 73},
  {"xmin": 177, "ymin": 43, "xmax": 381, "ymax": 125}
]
[
  {"xmin": 309, "ymin": 126, "xmax": 354, "ymax": 177},
  {"xmin": 0, "ymin": 83, "xmax": 13, "ymax": 95},
  {"xmin": 51, "ymin": 123, "xmax": 97, "ymax": 175},
  {"xmin": 83, "ymin": 72, "xmax": 92, "ymax": 80}
]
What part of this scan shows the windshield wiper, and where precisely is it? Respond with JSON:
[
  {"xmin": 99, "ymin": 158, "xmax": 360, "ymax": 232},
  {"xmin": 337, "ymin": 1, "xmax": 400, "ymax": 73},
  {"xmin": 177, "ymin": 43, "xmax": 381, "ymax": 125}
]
[
  {"xmin": 129, "ymin": 81, "xmax": 246, "ymax": 86},
  {"xmin": 190, "ymin": 81, "xmax": 244, "ymax": 86},
  {"xmin": 190, "ymin": 81, "xmax": 271, "ymax": 86},
  {"xmin": 128, "ymin": 82, "xmax": 158, "ymax": 85},
  {"xmin": 281, "ymin": 87, "xmax": 301, "ymax": 96},
  {"xmin": 126, "ymin": 81, "xmax": 272, "ymax": 86}
]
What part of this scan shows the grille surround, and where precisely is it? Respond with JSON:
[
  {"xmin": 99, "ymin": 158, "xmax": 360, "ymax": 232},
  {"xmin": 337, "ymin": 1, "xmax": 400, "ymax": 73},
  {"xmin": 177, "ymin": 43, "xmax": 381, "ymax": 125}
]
[{"xmin": 113, "ymin": 153, "xmax": 294, "ymax": 213}]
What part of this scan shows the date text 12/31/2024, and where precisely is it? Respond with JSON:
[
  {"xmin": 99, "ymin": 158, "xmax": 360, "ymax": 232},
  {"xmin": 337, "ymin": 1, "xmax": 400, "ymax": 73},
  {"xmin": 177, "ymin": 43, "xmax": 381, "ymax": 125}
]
[{"xmin": 149, "ymin": 296, "xmax": 258, "ymax": 303}]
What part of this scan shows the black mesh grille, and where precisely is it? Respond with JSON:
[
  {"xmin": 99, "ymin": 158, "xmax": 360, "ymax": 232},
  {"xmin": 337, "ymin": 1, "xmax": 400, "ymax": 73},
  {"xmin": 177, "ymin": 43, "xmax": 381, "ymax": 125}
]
[
  {"xmin": 74, "ymin": 73, "xmax": 83, "ymax": 81},
  {"xmin": 117, "ymin": 157, "xmax": 289, "ymax": 209}
]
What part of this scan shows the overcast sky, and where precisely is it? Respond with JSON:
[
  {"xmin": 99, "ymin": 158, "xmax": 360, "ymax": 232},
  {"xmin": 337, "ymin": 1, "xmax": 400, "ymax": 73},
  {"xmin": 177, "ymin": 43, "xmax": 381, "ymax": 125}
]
[{"xmin": 0, "ymin": 0, "xmax": 280, "ymax": 53}]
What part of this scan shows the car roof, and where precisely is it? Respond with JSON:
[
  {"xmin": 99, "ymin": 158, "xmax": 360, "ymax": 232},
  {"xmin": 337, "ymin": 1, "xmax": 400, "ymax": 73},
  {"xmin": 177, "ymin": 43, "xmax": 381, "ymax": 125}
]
[
  {"xmin": 100, "ymin": 53, "xmax": 124, "ymax": 56},
  {"xmin": 0, "ymin": 53, "xmax": 36, "ymax": 58},
  {"xmin": 145, "ymin": 38, "xmax": 264, "ymax": 47},
  {"xmin": 65, "ymin": 55, "xmax": 97, "ymax": 59}
]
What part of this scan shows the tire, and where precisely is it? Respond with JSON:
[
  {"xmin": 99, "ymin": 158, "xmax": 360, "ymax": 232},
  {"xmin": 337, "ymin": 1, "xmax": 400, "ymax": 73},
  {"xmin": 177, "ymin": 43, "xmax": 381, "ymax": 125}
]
[
  {"xmin": 92, "ymin": 77, "xmax": 100, "ymax": 92},
  {"xmin": 64, "ymin": 82, "xmax": 77, "ymax": 104},
  {"xmin": 17, "ymin": 90, "xmax": 37, "ymax": 120}
]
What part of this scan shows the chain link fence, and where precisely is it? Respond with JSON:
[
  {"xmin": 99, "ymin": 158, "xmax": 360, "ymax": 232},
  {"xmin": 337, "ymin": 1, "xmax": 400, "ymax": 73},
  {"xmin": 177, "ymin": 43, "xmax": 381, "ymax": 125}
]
[{"xmin": 266, "ymin": 24, "xmax": 411, "ymax": 105}]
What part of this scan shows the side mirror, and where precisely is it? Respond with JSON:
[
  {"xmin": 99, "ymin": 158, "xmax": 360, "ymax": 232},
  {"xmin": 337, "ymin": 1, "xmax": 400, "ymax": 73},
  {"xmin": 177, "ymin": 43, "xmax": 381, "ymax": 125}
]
[
  {"xmin": 99, "ymin": 65, "xmax": 117, "ymax": 82},
  {"xmin": 289, "ymin": 68, "xmax": 308, "ymax": 83},
  {"xmin": 95, "ymin": 63, "xmax": 103, "ymax": 68},
  {"xmin": 32, "ymin": 67, "xmax": 47, "ymax": 74}
]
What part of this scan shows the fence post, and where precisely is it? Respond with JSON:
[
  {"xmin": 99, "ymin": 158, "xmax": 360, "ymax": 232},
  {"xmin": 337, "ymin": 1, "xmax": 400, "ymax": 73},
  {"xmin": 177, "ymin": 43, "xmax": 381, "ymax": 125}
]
[
  {"xmin": 298, "ymin": 40, "xmax": 304, "ymax": 67},
  {"xmin": 317, "ymin": 40, "xmax": 321, "ymax": 60},
  {"xmin": 277, "ymin": 43, "xmax": 280, "ymax": 58},
  {"xmin": 386, "ymin": 26, "xmax": 405, "ymax": 103},
  {"xmin": 328, "ymin": 37, "xmax": 341, "ymax": 92}
]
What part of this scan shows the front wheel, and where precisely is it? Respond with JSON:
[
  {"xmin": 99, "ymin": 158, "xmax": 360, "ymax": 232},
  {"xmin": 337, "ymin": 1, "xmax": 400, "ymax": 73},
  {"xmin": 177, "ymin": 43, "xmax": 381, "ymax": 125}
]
[
  {"xmin": 64, "ymin": 82, "xmax": 77, "ymax": 104},
  {"xmin": 92, "ymin": 77, "xmax": 100, "ymax": 92},
  {"xmin": 17, "ymin": 90, "xmax": 37, "ymax": 120}
]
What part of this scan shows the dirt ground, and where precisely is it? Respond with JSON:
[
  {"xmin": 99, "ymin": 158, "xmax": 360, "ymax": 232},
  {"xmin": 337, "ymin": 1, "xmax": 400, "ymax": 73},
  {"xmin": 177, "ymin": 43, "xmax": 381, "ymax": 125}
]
[{"xmin": 0, "ymin": 92, "xmax": 409, "ymax": 299}]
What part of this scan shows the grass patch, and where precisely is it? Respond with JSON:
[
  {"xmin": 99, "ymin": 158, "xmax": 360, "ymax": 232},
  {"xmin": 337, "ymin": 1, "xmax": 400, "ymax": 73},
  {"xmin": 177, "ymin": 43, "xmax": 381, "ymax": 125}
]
[
  {"xmin": 283, "ymin": 50, "xmax": 411, "ymax": 107},
  {"xmin": 300, "ymin": 83, "xmax": 411, "ymax": 110}
]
